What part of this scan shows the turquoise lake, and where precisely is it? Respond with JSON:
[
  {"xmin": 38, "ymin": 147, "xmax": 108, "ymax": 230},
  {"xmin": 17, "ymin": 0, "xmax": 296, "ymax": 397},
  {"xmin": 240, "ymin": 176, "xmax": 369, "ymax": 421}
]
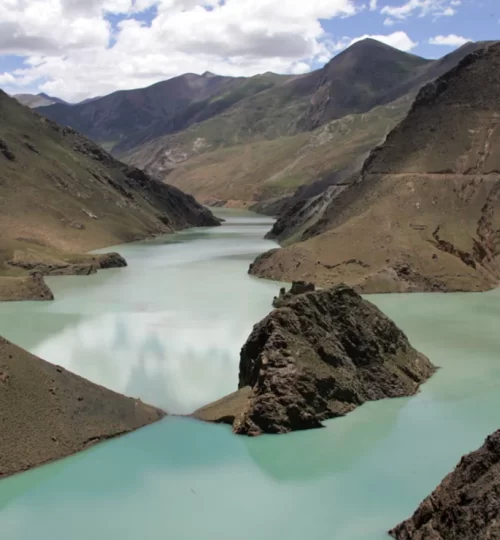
[{"xmin": 0, "ymin": 209, "xmax": 499, "ymax": 539}]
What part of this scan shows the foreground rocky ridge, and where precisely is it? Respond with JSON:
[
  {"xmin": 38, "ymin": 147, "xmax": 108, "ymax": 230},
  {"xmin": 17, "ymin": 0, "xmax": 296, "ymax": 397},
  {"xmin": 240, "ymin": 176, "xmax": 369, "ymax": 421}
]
[
  {"xmin": 194, "ymin": 285, "xmax": 435, "ymax": 435},
  {"xmin": 390, "ymin": 430, "xmax": 500, "ymax": 539},
  {"xmin": 249, "ymin": 41, "xmax": 500, "ymax": 293},
  {"xmin": 0, "ymin": 336, "xmax": 165, "ymax": 478},
  {"xmin": 0, "ymin": 90, "xmax": 219, "ymax": 300}
]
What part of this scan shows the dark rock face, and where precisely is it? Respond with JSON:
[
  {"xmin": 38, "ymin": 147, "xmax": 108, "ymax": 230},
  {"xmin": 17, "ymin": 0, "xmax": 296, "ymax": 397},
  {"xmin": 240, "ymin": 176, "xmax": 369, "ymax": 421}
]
[
  {"xmin": 273, "ymin": 281, "xmax": 316, "ymax": 308},
  {"xmin": 96, "ymin": 252, "xmax": 127, "ymax": 269},
  {"xmin": 0, "ymin": 138, "xmax": 15, "ymax": 161},
  {"xmin": 390, "ymin": 430, "xmax": 500, "ymax": 540},
  {"xmin": 0, "ymin": 336, "xmax": 165, "ymax": 478},
  {"xmin": 194, "ymin": 285, "xmax": 435, "ymax": 436}
]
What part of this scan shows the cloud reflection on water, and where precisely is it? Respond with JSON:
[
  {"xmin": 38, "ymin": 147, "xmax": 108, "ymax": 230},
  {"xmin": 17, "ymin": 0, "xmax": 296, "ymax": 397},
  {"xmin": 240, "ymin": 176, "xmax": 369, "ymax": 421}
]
[{"xmin": 33, "ymin": 310, "xmax": 250, "ymax": 414}]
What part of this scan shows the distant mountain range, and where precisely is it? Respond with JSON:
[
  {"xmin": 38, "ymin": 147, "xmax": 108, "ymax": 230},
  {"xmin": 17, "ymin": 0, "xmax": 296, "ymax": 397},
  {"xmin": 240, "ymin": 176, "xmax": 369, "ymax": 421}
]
[
  {"xmin": 31, "ymin": 39, "xmax": 494, "ymax": 208},
  {"xmin": 13, "ymin": 92, "xmax": 68, "ymax": 108}
]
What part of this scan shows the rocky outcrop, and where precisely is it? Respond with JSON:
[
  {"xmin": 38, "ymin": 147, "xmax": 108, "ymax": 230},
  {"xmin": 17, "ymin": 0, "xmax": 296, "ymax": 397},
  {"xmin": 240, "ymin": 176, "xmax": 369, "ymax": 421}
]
[
  {"xmin": 194, "ymin": 285, "xmax": 435, "ymax": 435},
  {"xmin": 249, "ymin": 42, "xmax": 500, "ymax": 293},
  {"xmin": 390, "ymin": 430, "xmax": 500, "ymax": 540},
  {"xmin": 273, "ymin": 281, "xmax": 316, "ymax": 308},
  {"xmin": 0, "ymin": 336, "xmax": 165, "ymax": 478},
  {"xmin": 6, "ymin": 251, "xmax": 127, "ymax": 277},
  {"xmin": 0, "ymin": 251, "xmax": 129, "ymax": 301}
]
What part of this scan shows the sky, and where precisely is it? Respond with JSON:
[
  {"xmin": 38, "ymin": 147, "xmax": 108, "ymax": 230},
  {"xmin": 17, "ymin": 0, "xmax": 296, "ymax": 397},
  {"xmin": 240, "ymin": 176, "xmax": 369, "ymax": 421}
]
[{"xmin": 0, "ymin": 0, "xmax": 498, "ymax": 102}]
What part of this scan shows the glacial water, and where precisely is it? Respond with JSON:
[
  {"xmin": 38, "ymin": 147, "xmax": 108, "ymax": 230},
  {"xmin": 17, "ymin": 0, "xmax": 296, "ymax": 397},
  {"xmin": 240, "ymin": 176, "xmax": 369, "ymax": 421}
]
[{"xmin": 0, "ymin": 209, "xmax": 499, "ymax": 540}]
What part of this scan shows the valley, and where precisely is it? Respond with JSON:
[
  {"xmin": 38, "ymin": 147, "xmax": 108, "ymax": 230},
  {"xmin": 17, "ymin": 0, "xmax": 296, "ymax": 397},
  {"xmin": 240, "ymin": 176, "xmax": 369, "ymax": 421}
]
[{"xmin": 1, "ymin": 22, "xmax": 500, "ymax": 540}]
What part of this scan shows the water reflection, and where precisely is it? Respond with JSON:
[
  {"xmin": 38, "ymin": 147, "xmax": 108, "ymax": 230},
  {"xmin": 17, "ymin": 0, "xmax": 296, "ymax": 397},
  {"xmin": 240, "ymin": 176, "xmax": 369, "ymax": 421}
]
[
  {"xmin": 245, "ymin": 397, "xmax": 406, "ymax": 482},
  {"xmin": 31, "ymin": 310, "xmax": 250, "ymax": 413},
  {"xmin": 0, "ymin": 210, "xmax": 280, "ymax": 415}
]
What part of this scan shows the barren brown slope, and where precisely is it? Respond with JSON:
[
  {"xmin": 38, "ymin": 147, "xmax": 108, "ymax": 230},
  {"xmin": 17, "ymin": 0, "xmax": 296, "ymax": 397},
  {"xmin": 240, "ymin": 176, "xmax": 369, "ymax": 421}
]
[
  {"xmin": 390, "ymin": 429, "xmax": 500, "ymax": 540},
  {"xmin": 249, "ymin": 42, "xmax": 500, "ymax": 293},
  {"xmin": 0, "ymin": 90, "xmax": 219, "ymax": 299},
  {"xmin": 153, "ymin": 96, "xmax": 411, "ymax": 206},
  {"xmin": 0, "ymin": 336, "xmax": 164, "ymax": 478}
]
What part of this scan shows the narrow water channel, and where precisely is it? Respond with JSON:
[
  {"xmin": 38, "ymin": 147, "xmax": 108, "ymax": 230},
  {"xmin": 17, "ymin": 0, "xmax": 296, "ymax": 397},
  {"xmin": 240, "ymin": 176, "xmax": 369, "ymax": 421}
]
[{"xmin": 0, "ymin": 209, "xmax": 499, "ymax": 540}]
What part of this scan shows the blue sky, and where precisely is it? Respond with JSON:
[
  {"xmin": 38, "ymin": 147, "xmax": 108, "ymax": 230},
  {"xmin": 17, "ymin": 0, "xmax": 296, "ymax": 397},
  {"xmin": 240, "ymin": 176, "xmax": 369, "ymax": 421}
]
[
  {"xmin": 322, "ymin": 0, "xmax": 500, "ymax": 59},
  {"xmin": 0, "ymin": 0, "xmax": 498, "ymax": 101}
]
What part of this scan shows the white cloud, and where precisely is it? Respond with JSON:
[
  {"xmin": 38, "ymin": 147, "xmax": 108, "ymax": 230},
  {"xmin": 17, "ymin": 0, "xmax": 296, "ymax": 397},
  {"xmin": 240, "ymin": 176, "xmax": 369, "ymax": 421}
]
[
  {"xmin": 429, "ymin": 34, "xmax": 470, "ymax": 46},
  {"xmin": 349, "ymin": 31, "xmax": 418, "ymax": 51},
  {"xmin": 369, "ymin": 0, "xmax": 377, "ymax": 10},
  {"xmin": 381, "ymin": 0, "xmax": 458, "ymax": 26},
  {"xmin": 0, "ymin": 0, "xmax": 365, "ymax": 101}
]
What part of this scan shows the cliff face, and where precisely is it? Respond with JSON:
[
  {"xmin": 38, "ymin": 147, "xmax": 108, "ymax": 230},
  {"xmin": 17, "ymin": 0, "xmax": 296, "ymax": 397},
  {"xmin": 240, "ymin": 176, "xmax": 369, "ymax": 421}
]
[
  {"xmin": 249, "ymin": 42, "xmax": 500, "ymax": 293},
  {"xmin": 194, "ymin": 285, "xmax": 435, "ymax": 435},
  {"xmin": 0, "ymin": 336, "xmax": 165, "ymax": 478},
  {"xmin": 391, "ymin": 430, "xmax": 500, "ymax": 540}
]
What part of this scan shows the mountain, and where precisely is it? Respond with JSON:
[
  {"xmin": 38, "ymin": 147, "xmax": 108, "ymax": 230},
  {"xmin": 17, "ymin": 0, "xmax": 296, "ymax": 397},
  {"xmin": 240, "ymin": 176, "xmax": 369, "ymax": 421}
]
[
  {"xmin": 296, "ymin": 38, "xmax": 431, "ymax": 130},
  {"xmin": 0, "ymin": 90, "xmax": 218, "ymax": 300},
  {"xmin": 34, "ymin": 40, "xmax": 492, "ymax": 210},
  {"xmin": 37, "ymin": 72, "xmax": 292, "ymax": 152},
  {"xmin": 121, "ymin": 41, "xmax": 490, "ymax": 207},
  {"xmin": 14, "ymin": 92, "xmax": 67, "ymax": 108},
  {"xmin": 0, "ymin": 335, "xmax": 165, "ymax": 478},
  {"xmin": 36, "ymin": 39, "xmax": 429, "ymax": 161},
  {"xmin": 249, "ymin": 41, "xmax": 500, "ymax": 293}
]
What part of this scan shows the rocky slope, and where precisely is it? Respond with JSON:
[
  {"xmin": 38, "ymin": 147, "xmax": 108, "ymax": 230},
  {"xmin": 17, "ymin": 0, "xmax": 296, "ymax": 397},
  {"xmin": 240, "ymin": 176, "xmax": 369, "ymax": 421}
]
[
  {"xmin": 0, "ymin": 90, "xmax": 219, "ymax": 300},
  {"xmin": 0, "ymin": 335, "xmax": 165, "ymax": 478},
  {"xmin": 194, "ymin": 285, "xmax": 435, "ymax": 435},
  {"xmin": 298, "ymin": 40, "xmax": 490, "ymax": 131},
  {"xmin": 390, "ymin": 430, "xmax": 500, "ymax": 539},
  {"xmin": 155, "ymin": 96, "xmax": 408, "ymax": 207},
  {"xmin": 250, "ymin": 41, "xmax": 500, "ymax": 293},
  {"xmin": 296, "ymin": 39, "xmax": 429, "ymax": 131}
]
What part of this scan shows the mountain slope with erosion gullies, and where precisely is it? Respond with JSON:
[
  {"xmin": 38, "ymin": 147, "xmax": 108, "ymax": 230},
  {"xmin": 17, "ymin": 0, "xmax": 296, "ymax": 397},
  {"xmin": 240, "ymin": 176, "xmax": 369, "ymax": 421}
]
[
  {"xmin": 249, "ymin": 41, "xmax": 500, "ymax": 293},
  {"xmin": 154, "ymin": 95, "xmax": 412, "ymax": 207},
  {"xmin": 38, "ymin": 72, "xmax": 294, "ymax": 153},
  {"xmin": 123, "ymin": 41, "xmax": 490, "ymax": 208},
  {"xmin": 0, "ymin": 90, "xmax": 219, "ymax": 301}
]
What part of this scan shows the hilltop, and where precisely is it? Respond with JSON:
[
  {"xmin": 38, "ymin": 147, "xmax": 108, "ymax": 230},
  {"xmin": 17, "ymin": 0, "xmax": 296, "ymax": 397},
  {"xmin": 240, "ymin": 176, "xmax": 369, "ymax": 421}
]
[
  {"xmin": 14, "ymin": 92, "xmax": 67, "ymax": 108},
  {"xmin": 249, "ymin": 42, "xmax": 500, "ymax": 293}
]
